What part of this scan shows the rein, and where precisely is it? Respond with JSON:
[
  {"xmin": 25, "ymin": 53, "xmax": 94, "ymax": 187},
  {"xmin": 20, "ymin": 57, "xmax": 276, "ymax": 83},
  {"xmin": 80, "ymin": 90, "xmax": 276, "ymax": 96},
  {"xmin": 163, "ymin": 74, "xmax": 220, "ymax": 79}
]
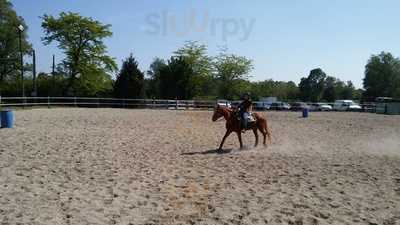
[{"xmin": 216, "ymin": 106, "xmax": 234, "ymax": 121}]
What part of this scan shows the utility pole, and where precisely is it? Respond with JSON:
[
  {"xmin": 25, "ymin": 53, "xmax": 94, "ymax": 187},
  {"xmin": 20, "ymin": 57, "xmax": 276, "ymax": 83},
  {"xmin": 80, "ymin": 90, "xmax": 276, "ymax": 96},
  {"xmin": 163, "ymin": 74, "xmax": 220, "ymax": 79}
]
[
  {"xmin": 52, "ymin": 54, "xmax": 55, "ymax": 96},
  {"xmin": 52, "ymin": 54, "xmax": 55, "ymax": 76},
  {"xmin": 32, "ymin": 49, "xmax": 37, "ymax": 96}
]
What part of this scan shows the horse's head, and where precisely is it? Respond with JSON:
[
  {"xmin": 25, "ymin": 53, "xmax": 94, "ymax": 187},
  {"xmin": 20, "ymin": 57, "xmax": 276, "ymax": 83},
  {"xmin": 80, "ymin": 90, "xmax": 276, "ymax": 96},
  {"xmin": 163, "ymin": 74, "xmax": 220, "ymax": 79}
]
[
  {"xmin": 212, "ymin": 104, "xmax": 232, "ymax": 121},
  {"xmin": 212, "ymin": 104, "xmax": 223, "ymax": 122}
]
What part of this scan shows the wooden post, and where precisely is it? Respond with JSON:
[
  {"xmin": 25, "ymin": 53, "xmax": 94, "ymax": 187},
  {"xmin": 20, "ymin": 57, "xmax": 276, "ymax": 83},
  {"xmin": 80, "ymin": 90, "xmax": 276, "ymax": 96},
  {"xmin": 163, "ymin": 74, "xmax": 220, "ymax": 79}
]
[
  {"xmin": 47, "ymin": 96, "xmax": 50, "ymax": 108},
  {"xmin": 175, "ymin": 98, "xmax": 178, "ymax": 110}
]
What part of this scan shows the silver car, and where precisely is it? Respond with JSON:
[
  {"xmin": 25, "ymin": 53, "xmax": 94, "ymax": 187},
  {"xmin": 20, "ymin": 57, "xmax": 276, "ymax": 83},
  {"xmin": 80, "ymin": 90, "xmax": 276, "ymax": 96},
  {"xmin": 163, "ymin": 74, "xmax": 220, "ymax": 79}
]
[{"xmin": 310, "ymin": 103, "xmax": 332, "ymax": 111}]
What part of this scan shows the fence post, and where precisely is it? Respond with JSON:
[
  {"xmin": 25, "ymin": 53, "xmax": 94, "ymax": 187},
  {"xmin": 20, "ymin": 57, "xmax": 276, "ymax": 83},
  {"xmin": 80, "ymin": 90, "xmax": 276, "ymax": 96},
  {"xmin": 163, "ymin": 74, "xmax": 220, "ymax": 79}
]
[
  {"xmin": 74, "ymin": 96, "xmax": 77, "ymax": 107},
  {"xmin": 175, "ymin": 98, "xmax": 178, "ymax": 110},
  {"xmin": 47, "ymin": 96, "xmax": 50, "ymax": 108}
]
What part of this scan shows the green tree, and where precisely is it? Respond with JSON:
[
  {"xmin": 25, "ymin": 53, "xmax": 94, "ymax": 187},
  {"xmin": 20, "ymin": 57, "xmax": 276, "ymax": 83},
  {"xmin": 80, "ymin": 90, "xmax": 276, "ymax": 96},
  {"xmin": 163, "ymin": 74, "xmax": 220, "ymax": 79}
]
[
  {"xmin": 0, "ymin": 0, "xmax": 32, "ymax": 95},
  {"xmin": 341, "ymin": 81, "xmax": 355, "ymax": 99},
  {"xmin": 174, "ymin": 41, "xmax": 213, "ymax": 98},
  {"xmin": 114, "ymin": 54, "xmax": 144, "ymax": 98},
  {"xmin": 214, "ymin": 51, "xmax": 253, "ymax": 100},
  {"xmin": 145, "ymin": 57, "xmax": 166, "ymax": 98},
  {"xmin": 41, "ymin": 12, "xmax": 117, "ymax": 96},
  {"xmin": 158, "ymin": 56, "xmax": 193, "ymax": 99},
  {"xmin": 353, "ymin": 88, "xmax": 363, "ymax": 100},
  {"xmin": 36, "ymin": 72, "xmax": 54, "ymax": 96},
  {"xmin": 322, "ymin": 77, "xmax": 358, "ymax": 102},
  {"xmin": 75, "ymin": 65, "xmax": 113, "ymax": 97},
  {"xmin": 363, "ymin": 51, "xmax": 400, "ymax": 98},
  {"xmin": 322, "ymin": 76, "xmax": 338, "ymax": 102},
  {"xmin": 251, "ymin": 80, "xmax": 299, "ymax": 101},
  {"xmin": 299, "ymin": 68, "xmax": 327, "ymax": 102}
]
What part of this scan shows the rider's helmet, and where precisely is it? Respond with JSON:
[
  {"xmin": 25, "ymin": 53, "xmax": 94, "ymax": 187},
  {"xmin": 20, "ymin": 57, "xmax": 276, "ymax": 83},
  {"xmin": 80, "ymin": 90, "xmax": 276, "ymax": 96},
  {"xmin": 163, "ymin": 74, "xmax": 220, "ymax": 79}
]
[{"xmin": 242, "ymin": 92, "xmax": 251, "ymax": 100}]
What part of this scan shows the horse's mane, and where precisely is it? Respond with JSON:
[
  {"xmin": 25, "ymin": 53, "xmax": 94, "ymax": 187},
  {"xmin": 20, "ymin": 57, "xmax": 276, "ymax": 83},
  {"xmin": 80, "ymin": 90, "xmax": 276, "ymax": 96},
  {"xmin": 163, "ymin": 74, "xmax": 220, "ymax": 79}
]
[
  {"xmin": 222, "ymin": 105, "xmax": 233, "ymax": 110},
  {"xmin": 218, "ymin": 105, "xmax": 234, "ymax": 113}
]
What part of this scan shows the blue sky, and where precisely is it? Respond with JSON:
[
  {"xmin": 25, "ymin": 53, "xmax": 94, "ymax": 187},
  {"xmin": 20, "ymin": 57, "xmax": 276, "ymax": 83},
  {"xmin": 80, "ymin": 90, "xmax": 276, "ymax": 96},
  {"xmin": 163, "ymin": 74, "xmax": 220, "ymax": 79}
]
[{"xmin": 10, "ymin": 0, "xmax": 400, "ymax": 88}]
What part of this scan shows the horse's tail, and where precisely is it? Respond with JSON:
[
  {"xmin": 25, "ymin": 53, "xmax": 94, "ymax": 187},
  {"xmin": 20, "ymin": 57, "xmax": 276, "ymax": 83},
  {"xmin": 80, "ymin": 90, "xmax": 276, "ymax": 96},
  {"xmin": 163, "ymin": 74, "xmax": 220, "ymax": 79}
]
[
  {"xmin": 254, "ymin": 113, "xmax": 272, "ymax": 143},
  {"xmin": 265, "ymin": 124, "xmax": 272, "ymax": 143}
]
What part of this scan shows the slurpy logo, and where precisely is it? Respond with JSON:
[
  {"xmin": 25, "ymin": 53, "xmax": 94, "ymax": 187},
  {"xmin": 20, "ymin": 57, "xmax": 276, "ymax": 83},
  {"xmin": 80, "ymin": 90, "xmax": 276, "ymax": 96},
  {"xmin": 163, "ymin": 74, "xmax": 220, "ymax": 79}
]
[{"xmin": 145, "ymin": 9, "xmax": 256, "ymax": 42}]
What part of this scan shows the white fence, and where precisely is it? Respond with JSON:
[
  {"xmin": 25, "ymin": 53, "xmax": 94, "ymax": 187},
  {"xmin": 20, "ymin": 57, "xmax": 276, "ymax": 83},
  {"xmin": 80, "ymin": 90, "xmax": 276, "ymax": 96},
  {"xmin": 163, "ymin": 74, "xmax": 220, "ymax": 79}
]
[
  {"xmin": 0, "ymin": 96, "xmax": 377, "ymax": 112},
  {"xmin": 0, "ymin": 96, "xmax": 217, "ymax": 110}
]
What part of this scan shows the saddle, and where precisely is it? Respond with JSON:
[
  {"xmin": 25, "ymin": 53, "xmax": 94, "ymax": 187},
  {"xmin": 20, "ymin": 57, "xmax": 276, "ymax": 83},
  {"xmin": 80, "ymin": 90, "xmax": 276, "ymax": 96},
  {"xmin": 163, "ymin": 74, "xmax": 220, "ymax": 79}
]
[
  {"xmin": 244, "ymin": 112, "xmax": 256, "ymax": 122},
  {"xmin": 235, "ymin": 111, "xmax": 256, "ymax": 123}
]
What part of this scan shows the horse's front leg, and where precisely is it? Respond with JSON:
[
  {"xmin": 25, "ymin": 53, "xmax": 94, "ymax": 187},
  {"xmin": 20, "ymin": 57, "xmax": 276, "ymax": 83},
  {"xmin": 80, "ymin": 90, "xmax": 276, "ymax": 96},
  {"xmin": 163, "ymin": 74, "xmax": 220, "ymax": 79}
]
[
  {"xmin": 236, "ymin": 132, "xmax": 244, "ymax": 149},
  {"xmin": 253, "ymin": 128, "xmax": 259, "ymax": 147},
  {"xmin": 218, "ymin": 130, "xmax": 232, "ymax": 151}
]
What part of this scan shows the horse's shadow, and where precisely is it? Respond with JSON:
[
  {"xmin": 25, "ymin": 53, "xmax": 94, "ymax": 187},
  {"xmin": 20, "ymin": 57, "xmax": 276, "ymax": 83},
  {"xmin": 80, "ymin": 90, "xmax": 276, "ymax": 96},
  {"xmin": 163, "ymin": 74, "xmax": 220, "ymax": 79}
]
[{"xmin": 181, "ymin": 148, "xmax": 233, "ymax": 156}]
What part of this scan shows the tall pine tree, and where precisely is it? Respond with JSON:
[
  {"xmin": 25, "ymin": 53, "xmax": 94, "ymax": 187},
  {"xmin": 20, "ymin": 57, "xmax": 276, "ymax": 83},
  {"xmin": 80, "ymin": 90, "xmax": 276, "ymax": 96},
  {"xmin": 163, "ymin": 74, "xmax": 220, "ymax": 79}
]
[{"xmin": 114, "ymin": 54, "xmax": 144, "ymax": 98}]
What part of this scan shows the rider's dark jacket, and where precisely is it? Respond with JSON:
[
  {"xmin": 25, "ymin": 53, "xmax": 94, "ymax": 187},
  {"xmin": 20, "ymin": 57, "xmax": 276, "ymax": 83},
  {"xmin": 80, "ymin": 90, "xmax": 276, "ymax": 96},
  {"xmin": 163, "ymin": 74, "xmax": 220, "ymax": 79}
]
[{"xmin": 238, "ymin": 99, "xmax": 252, "ymax": 114}]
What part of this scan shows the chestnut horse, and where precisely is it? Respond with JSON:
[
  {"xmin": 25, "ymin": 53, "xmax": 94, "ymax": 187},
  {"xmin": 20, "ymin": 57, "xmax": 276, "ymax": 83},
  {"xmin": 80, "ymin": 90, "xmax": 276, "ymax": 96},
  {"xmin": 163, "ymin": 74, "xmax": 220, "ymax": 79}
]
[{"xmin": 212, "ymin": 105, "xmax": 272, "ymax": 150}]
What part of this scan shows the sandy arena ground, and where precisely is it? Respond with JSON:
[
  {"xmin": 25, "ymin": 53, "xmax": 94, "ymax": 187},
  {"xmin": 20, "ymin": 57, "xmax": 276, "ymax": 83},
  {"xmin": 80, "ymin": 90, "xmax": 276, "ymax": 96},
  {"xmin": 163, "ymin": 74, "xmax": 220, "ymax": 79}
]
[{"xmin": 0, "ymin": 108, "xmax": 399, "ymax": 225}]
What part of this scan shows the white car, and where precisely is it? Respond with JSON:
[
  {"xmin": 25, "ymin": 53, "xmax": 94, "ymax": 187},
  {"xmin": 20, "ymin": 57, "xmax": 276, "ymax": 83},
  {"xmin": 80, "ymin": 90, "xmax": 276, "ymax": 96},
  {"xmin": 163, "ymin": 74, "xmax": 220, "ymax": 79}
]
[
  {"xmin": 310, "ymin": 103, "xmax": 332, "ymax": 111},
  {"xmin": 217, "ymin": 100, "xmax": 231, "ymax": 108},
  {"xmin": 254, "ymin": 101, "xmax": 271, "ymax": 110},
  {"xmin": 333, "ymin": 100, "xmax": 362, "ymax": 111}
]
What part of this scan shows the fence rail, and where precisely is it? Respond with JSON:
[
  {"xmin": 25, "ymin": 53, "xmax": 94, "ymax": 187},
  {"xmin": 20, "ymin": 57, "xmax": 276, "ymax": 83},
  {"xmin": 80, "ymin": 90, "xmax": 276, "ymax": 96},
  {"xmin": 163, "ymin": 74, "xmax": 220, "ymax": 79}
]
[
  {"xmin": 0, "ymin": 96, "xmax": 377, "ymax": 112},
  {"xmin": 0, "ymin": 96, "xmax": 218, "ymax": 110}
]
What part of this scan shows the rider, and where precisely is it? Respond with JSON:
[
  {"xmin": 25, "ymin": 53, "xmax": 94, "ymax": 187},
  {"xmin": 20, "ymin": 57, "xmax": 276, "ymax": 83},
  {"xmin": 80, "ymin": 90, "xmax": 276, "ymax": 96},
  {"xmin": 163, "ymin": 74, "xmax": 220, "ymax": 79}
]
[{"xmin": 237, "ymin": 93, "xmax": 253, "ymax": 131}]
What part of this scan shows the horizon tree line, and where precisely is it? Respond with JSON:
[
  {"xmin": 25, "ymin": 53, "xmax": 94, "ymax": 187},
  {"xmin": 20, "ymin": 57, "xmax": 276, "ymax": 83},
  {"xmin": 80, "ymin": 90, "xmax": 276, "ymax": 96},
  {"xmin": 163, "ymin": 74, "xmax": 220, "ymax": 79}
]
[{"xmin": 1, "ymin": 2, "xmax": 399, "ymax": 102}]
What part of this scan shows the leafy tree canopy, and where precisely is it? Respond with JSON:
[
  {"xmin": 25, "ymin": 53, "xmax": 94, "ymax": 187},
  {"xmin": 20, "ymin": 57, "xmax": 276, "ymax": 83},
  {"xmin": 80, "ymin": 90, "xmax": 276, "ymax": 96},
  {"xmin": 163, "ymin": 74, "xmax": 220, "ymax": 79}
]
[
  {"xmin": 41, "ymin": 12, "xmax": 117, "ymax": 95},
  {"xmin": 114, "ymin": 54, "xmax": 144, "ymax": 99},
  {"xmin": 173, "ymin": 41, "xmax": 213, "ymax": 98},
  {"xmin": 0, "ymin": 0, "xmax": 32, "ymax": 86},
  {"xmin": 214, "ymin": 50, "xmax": 253, "ymax": 99},
  {"xmin": 363, "ymin": 51, "xmax": 400, "ymax": 99}
]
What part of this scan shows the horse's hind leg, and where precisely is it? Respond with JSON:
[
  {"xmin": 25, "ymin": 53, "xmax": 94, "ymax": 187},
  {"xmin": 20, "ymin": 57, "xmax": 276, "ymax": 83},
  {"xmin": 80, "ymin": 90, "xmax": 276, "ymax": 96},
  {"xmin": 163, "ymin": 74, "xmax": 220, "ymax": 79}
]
[
  {"xmin": 258, "ymin": 125, "xmax": 267, "ymax": 146},
  {"xmin": 236, "ymin": 131, "xmax": 244, "ymax": 149},
  {"xmin": 253, "ymin": 128, "xmax": 259, "ymax": 147}
]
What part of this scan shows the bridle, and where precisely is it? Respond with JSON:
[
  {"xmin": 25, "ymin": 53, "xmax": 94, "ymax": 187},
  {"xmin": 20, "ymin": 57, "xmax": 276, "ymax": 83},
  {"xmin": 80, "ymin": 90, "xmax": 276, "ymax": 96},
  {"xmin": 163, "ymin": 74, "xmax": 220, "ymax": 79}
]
[{"xmin": 213, "ymin": 106, "xmax": 225, "ymax": 122}]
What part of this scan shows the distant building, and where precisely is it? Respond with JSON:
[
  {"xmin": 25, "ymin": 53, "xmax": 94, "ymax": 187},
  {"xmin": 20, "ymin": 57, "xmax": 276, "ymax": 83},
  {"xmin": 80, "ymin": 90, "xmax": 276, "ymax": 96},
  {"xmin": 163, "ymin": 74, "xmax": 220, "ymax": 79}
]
[
  {"xmin": 259, "ymin": 97, "xmax": 277, "ymax": 103},
  {"xmin": 376, "ymin": 97, "xmax": 400, "ymax": 115}
]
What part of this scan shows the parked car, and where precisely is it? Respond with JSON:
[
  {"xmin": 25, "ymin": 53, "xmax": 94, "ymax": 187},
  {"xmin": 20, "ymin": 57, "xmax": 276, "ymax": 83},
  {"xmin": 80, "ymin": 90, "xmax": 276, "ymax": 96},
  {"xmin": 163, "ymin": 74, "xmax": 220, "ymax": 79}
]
[
  {"xmin": 310, "ymin": 103, "xmax": 332, "ymax": 111},
  {"xmin": 217, "ymin": 100, "xmax": 231, "ymax": 108},
  {"xmin": 333, "ymin": 100, "xmax": 362, "ymax": 111},
  {"xmin": 230, "ymin": 101, "xmax": 240, "ymax": 109},
  {"xmin": 253, "ymin": 101, "xmax": 272, "ymax": 110},
  {"xmin": 290, "ymin": 102, "xmax": 309, "ymax": 111},
  {"xmin": 270, "ymin": 102, "xmax": 291, "ymax": 110},
  {"xmin": 375, "ymin": 97, "xmax": 393, "ymax": 102}
]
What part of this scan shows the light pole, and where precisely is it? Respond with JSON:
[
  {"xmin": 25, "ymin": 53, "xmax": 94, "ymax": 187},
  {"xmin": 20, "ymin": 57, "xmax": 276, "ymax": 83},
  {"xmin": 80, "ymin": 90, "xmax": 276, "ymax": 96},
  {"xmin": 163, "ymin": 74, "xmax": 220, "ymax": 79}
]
[
  {"xmin": 17, "ymin": 24, "xmax": 24, "ymax": 98},
  {"xmin": 32, "ymin": 49, "xmax": 37, "ymax": 97}
]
